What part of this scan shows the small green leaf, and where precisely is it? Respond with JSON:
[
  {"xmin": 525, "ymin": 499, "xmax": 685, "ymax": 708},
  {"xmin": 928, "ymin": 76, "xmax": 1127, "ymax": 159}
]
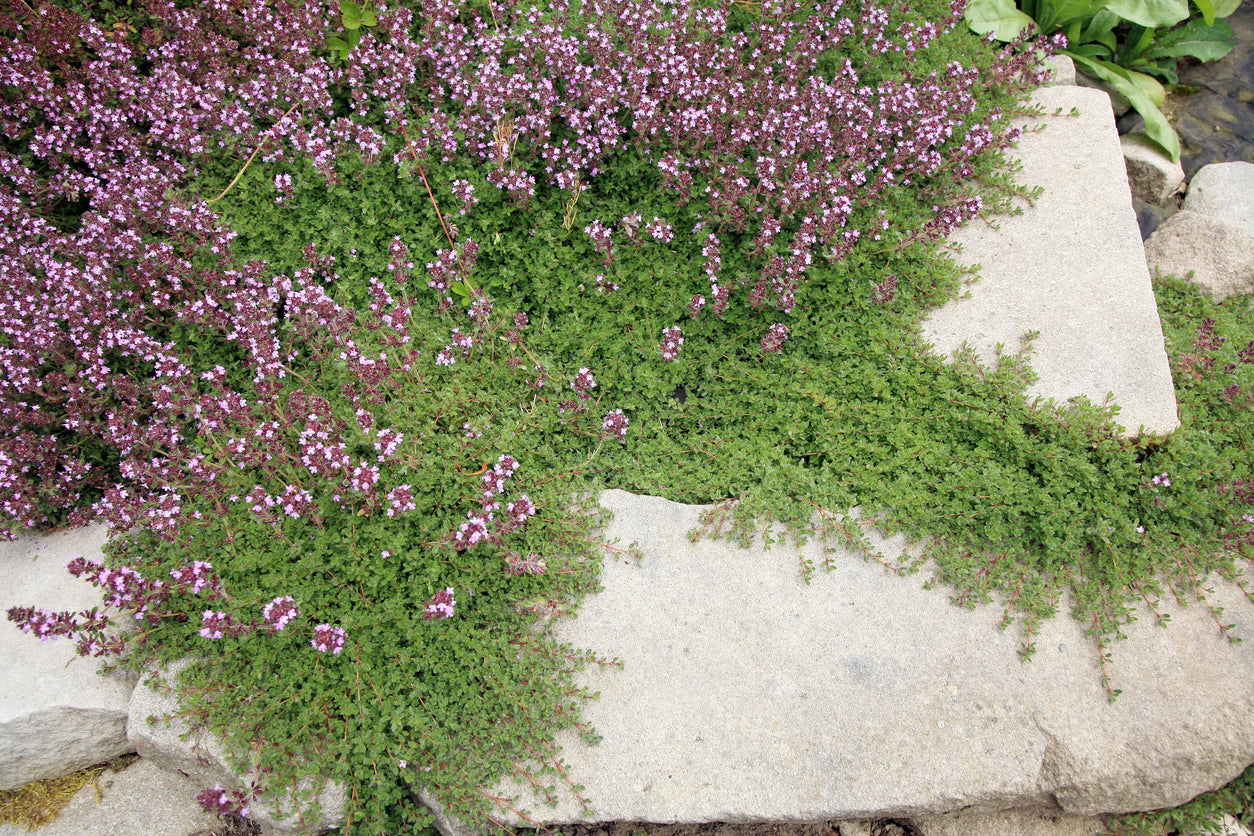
[
  {"xmin": 1041, "ymin": 0, "xmax": 1109, "ymax": 31},
  {"xmin": 360, "ymin": 7, "xmax": 378, "ymax": 27},
  {"xmin": 327, "ymin": 35, "xmax": 349, "ymax": 59},
  {"xmin": 341, "ymin": 0, "xmax": 363, "ymax": 28},
  {"xmin": 1192, "ymin": 0, "xmax": 1217, "ymax": 25},
  {"xmin": 1070, "ymin": 41, "xmax": 1115, "ymax": 57},
  {"xmin": 1078, "ymin": 9, "xmax": 1121, "ymax": 44},
  {"xmin": 1127, "ymin": 68, "xmax": 1167, "ymax": 107},
  {"xmin": 963, "ymin": 0, "xmax": 1037, "ymax": 40}
]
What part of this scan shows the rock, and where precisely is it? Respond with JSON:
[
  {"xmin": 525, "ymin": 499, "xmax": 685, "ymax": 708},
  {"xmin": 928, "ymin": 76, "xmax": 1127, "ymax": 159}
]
[
  {"xmin": 923, "ymin": 85, "xmax": 1179, "ymax": 438},
  {"xmin": 911, "ymin": 809, "xmax": 1107, "ymax": 836},
  {"xmin": 1121, "ymin": 132, "xmax": 1185, "ymax": 205},
  {"xmin": 1220, "ymin": 813, "xmax": 1254, "ymax": 836},
  {"xmin": 1076, "ymin": 70, "xmax": 1130, "ymax": 116},
  {"xmin": 1183, "ymin": 162, "xmax": 1254, "ymax": 235},
  {"xmin": 1143, "ymin": 210, "xmax": 1254, "ymax": 301},
  {"xmin": 128, "ymin": 659, "xmax": 346, "ymax": 835},
  {"xmin": 1045, "ymin": 55, "xmax": 1075, "ymax": 86},
  {"xmin": 426, "ymin": 489, "xmax": 1254, "ymax": 836},
  {"xmin": 835, "ymin": 825, "xmax": 874, "ymax": 836},
  {"xmin": 0, "ymin": 525, "xmax": 136, "ymax": 791},
  {"xmin": 0, "ymin": 758, "xmax": 224, "ymax": 836}
]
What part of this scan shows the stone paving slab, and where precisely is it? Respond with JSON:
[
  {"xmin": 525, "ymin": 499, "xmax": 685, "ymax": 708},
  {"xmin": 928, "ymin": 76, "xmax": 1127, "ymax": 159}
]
[
  {"xmin": 0, "ymin": 759, "xmax": 222, "ymax": 836},
  {"xmin": 922, "ymin": 85, "xmax": 1179, "ymax": 437},
  {"xmin": 0, "ymin": 525, "xmax": 135, "ymax": 791},
  {"xmin": 425, "ymin": 490, "xmax": 1254, "ymax": 834}
]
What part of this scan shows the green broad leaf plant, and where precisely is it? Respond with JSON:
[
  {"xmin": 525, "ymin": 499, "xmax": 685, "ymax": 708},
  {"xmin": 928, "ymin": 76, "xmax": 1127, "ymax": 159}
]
[{"xmin": 965, "ymin": 0, "xmax": 1241, "ymax": 161}]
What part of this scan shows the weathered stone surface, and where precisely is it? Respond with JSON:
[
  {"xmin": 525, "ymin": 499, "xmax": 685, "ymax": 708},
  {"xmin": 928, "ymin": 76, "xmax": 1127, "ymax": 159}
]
[
  {"xmin": 922, "ymin": 85, "xmax": 1179, "ymax": 437},
  {"xmin": 0, "ymin": 525, "xmax": 136, "ymax": 791},
  {"xmin": 911, "ymin": 809, "xmax": 1107, "ymax": 836},
  {"xmin": 1220, "ymin": 813, "xmax": 1254, "ymax": 836},
  {"xmin": 1075, "ymin": 70, "xmax": 1130, "ymax": 115},
  {"xmin": 426, "ymin": 490, "xmax": 1254, "ymax": 836},
  {"xmin": 1144, "ymin": 209, "xmax": 1254, "ymax": 301},
  {"xmin": 1183, "ymin": 162, "xmax": 1254, "ymax": 235},
  {"xmin": 1121, "ymin": 132, "xmax": 1185, "ymax": 205},
  {"xmin": 128, "ymin": 659, "xmax": 346, "ymax": 834},
  {"xmin": 1045, "ymin": 55, "xmax": 1075, "ymax": 87},
  {"xmin": 0, "ymin": 759, "xmax": 222, "ymax": 836}
]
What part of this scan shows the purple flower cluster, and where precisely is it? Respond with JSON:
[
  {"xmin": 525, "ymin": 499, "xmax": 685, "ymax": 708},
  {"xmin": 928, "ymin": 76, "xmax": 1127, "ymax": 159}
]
[
  {"xmin": 310, "ymin": 623, "xmax": 347, "ymax": 654},
  {"xmin": 659, "ymin": 326, "xmax": 684, "ymax": 363},
  {"xmin": 450, "ymin": 454, "xmax": 539, "ymax": 550},
  {"xmin": 585, "ymin": 220, "xmax": 614, "ymax": 265},
  {"xmin": 0, "ymin": 0, "xmax": 1048, "ymax": 538},
  {"xmin": 601, "ymin": 409, "xmax": 630, "ymax": 442},
  {"xmin": 7, "ymin": 552, "xmax": 342, "ymax": 660},
  {"xmin": 872, "ymin": 274, "xmax": 898, "ymax": 305},
  {"xmin": 262, "ymin": 596, "xmax": 300, "ymax": 632},
  {"xmin": 760, "ymin": 324, "xmax": 789, "ymax": 355},
  {"xmin": 504, "ymin": 552, "xmax": 547, "ymax": 576},
  {"xmin": 199, "ymin": 610, "xmax": 244, "ymax": 640},
  {"xmin": 571, "ymin": 368, "xmax": 597, "ymax": 400},
  {"xmin": 423, "ymin": 587, "xmax": 456, "ymax": 621},
  {"xmin": 196, "ymin": 785, "xmax": 252, "ymax": 819}
]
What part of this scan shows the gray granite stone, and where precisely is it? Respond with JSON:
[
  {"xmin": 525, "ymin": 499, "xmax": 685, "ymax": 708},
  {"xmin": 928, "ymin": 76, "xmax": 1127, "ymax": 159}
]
[
  {"xmin": 923, "ymin": 85, "xmax": 1179, "ymax": 437},
  {"xmin": 0, "ymin": 525, "xmax": 135, "ymax": 791}
]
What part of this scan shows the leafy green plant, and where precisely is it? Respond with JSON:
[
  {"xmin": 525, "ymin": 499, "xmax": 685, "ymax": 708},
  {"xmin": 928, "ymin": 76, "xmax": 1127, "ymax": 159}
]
[
  {"xmin": 327, "ymin": 0, "xmax": 378, "ymax": 61},
  {"xmin": 6, "ymin": 0, "xmax": 1254, "ymax": 831},
  {"xmin": 965, "ymin": 0, "xmax": 1241, "ymax": 160}
]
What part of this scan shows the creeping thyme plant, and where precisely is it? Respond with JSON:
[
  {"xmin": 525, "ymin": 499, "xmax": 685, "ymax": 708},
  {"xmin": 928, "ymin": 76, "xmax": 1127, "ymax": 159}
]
[{"xmin": 3, "ymin": 0, "xmax": 1253, "ymax": 831}]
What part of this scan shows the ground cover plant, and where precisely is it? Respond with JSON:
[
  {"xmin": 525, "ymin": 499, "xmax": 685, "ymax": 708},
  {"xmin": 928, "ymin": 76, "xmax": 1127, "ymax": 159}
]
[{"xmin": 2, "ymin": 0, "xmax": 1253, "ymax": 832}]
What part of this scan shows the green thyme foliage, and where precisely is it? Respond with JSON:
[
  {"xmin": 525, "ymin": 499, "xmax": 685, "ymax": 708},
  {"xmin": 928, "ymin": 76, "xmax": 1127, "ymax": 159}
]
[
  {"xmin": 110, "ymin": 270, "xmax": 616, "ymax": 832},
  {"xmin": 181, "ymin": 61, "xmax": 1254, "ymax": 833},
  {"xmin": 44, "ymin": 0, "xmax": 1254, "ymax": 832}
]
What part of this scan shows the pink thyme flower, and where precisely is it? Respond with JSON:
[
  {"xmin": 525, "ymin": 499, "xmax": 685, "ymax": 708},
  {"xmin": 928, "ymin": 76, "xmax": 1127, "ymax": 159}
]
[
  {"xmin": 423, "ymin": 587, "xmax": 456, "ymax": 620},
  {"xmin": 311, "ymin": 624, "xmax": 347, "ymax": 654},
  {"xmin": 197, "ymin": 785, "xmax": 250, "ymax": 818},
  {"xmin": 602, "ymin": 409, "xmax": 629, "ymax": 442},
  {"xmin": 761, "ymin": 323, "xmax": 788, "ymax": 354},
  {"xmin": 571, "ymin": 367, "xmax": 596, "ymax": 400},
  {"xmin": 262, "ymin": 596, "xmax": 299, "ymax": 632},
  {"xmin": 504, "ymin": 552, "xmax": 547, "ymax": 575},
  {"xmin": 199, "ymin": 610, "xmax": 241, "ymax": 640},
  {"xmin": 170, "ymin": 560, "xmax": 215, "ymax": 594},
  {"xmin": 646, "ymin": 217, "xmax": 674, "ymax": 242},
  {"xmin": 659, "ymin": 326, "xmax": 684, "ymax": 362}
]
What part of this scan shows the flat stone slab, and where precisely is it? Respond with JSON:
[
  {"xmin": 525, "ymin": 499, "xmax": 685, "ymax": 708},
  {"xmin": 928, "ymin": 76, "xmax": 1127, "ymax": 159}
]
[
  {"xmin": 922, "ymin": 85, "xmax": 1179, "ymax": 437},
  {"xmin": 0, "ymin": 758, "xmax": 222, "ymax": 836},
  {"xmin": 0, "ymin": 525, "xmax": 135, "ymax": 791},
  {"xmin": 436, "ymin": 490, "xmax": 1254, "ymax": 832}
]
